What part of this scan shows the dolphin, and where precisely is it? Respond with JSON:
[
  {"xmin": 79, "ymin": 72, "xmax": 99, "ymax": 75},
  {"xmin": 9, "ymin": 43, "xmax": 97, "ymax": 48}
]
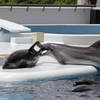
[
  {"xmin": 38, "ymin": 40, "xmax": 100, "ymax": 70},
  {"xmin": 2, "ymin": 41, "xmax": 45, "ymax": 69},
  {"xmin": 70, "ymin": 85, "xmax": 95, "ymax": 92},
  {"xmin": 73, "ymin": 79, "xmax": 100, "ymax": 86}
]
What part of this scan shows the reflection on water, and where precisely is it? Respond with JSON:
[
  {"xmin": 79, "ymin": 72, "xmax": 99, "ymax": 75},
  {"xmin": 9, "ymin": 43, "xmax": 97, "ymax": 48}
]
[{"xmin": 0, "ymin": 75, "xmax": 100, "ymax": 100}]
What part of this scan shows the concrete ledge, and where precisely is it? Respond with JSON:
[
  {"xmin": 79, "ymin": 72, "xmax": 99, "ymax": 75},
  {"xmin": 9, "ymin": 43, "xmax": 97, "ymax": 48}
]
[
  {"xmin": 0, "ymin": 32, "xmax": 33, "ymax": 42},
  {"xmin": 8, "ymin": 33, "xmax": 100, "ymax": 45},
  {"xmin": 10, "ymin": 32, "xmax": 44, "ymax": 44},
  {"xmin": 44, "ymin": 34, "xmax": 100, "ymax": 45},
  {"xmin": 10, "ymin": 37, "xmax": 33, "ymax": 44}
]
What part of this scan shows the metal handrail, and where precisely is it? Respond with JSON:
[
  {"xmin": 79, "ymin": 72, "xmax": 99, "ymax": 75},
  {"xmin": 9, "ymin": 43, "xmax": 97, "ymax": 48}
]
[
  {"xmin": 0, "ymin": 4, "xmax": 96, "ymax": 11},
  {"xmin": 0, "ymin": 4, "xmax": 96, "ymax": 7}
]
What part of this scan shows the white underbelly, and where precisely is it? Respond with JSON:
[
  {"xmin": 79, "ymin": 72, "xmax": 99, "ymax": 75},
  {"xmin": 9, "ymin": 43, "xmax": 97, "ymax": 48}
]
[{"xmin": 67, "ymin": 58, "xmax": 96, "ymax": 66}]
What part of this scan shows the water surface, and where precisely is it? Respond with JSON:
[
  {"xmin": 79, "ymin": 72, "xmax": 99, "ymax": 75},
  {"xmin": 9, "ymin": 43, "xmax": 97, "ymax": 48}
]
[{"xmin": 0, "ymin": 75, "xmax": 100, "ymax": 100}]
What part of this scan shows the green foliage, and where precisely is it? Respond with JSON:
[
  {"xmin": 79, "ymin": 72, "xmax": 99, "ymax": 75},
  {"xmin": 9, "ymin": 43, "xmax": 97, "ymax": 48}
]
[
  {"xmin": 39, "ymin": 0, "xmax": 54, "ymax": 4},
  {"xmin": 0, "ymin": 0, "xmax": 77, "ymax": 4},
  {"xmin": 54, "ymin": 0, "xmax": 66, "ymax": 4},
  {"xmin": 65, "ymin": 0, "xmax": 77, "ymax": 4}
]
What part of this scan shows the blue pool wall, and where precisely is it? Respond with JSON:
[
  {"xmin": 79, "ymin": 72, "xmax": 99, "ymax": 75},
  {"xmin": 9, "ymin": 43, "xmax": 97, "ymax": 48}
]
[
  {"xmin": 24, "ymin": 24, "xmax": 100, "ymax": 34},
  {"xmin": 1, "ymin": 24, "xmax": 100, "ymax": 34}
]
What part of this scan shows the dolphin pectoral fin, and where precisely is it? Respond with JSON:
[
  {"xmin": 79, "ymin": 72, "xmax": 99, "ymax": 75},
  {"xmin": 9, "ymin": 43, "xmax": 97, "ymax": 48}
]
[
  {"xmin": 57, "ymin": 59, "xmax": 66, "ymax": 65},
  {"xmin": 26, "ymin": 62, "xmax": 37, "ymax": 68},
  {"xmin": 27, "ymin": 65, "xmax": 35, "ymax": 68}
]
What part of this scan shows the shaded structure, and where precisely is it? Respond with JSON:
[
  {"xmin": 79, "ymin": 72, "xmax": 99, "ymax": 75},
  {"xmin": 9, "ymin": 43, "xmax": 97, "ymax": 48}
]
[
  {"xmin": 91, "ymin": 0, "xmax": 97, "ymax": 5},
  {"xmin": 90, "ymin": 0, "xmax": 100, "ymax": 24}
]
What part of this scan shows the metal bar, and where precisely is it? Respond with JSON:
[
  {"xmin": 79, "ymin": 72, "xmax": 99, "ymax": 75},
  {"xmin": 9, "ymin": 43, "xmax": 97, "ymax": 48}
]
[
  {"xmin": 42, "ymin": 7, "xmax": 45, "ymax": 12},
  {"xmin": 0, "ymin": 4, "xmax": 96, "ymax": 7},
  {"xmin": 26, "ymin": 6, "xmax": 29, "ymax": 11},
  {"xmin": 74, "ymin": 7, "xmax": 77, "ymax": 12},
  {"xmin": 58, "ymin": 7, "xmax": 61, "ymax": 11},
  {"xmin": 10, "ymin": 6, "xmax": 12, "ymax": 11}
]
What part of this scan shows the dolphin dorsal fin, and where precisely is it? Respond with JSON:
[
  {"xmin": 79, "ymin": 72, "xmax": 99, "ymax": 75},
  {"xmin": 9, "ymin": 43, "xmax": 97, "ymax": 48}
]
[{"xmin": 90, "ymin": 40, "xmax": 100, "ymax": 48}]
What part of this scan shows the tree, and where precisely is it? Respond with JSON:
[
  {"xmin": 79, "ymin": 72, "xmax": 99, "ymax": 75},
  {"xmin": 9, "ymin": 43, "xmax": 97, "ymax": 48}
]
[
  {"xmin": 0, "ymin": 0, "xmax": 77, "ymax": 4},
  {"xmin": 65, "ymin": 0, "xmax": 77, "ymax": 4}
]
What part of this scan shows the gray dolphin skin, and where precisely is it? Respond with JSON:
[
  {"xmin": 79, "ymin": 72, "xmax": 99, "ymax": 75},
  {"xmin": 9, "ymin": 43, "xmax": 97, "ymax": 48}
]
[
  {"xmin": 70, "ymin": 85, "xmax": 94, "ymax": 92},
  {"xmin": 2, "ymin": 41, "xmax": 45, "ymax": 69},
  {"xmin": 39, "ymin": 40, "xmax": 100, "ymax": 70},
  {"xmin": 73, "ymin": 79, "xmax": 100, "ymax": 86}
]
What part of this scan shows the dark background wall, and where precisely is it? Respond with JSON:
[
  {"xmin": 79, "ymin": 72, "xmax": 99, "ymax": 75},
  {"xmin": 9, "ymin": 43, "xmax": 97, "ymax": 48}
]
[{"xmin": 90, "ymin": 9, "xmax": 100, "ymax": 24}]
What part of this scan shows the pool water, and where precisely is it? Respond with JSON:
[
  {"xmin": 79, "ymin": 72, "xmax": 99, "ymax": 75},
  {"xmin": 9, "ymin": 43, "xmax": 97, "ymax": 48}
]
[{"xmin": 0, "ymin": 75, "xmax": 100, "ymax": 100}]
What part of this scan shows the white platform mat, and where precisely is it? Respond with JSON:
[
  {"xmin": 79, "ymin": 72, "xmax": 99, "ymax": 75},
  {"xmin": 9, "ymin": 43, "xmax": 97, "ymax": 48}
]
[
  {"xmin": 0, "ymin": 56, "xmax": 98, "ymax": 82},
  {"xmin": 0, "ymin": 42, "xmax": 98, "ymax": 82}
]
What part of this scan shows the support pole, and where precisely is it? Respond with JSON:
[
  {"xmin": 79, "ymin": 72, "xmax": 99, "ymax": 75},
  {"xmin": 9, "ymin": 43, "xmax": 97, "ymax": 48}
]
[
  {"xmin": 33, "ymin": 32, "xmax": 44, "ymax": 42},
  {"xmin": 96, "ymin": 0, "xmax": 100, "ymax": 7},
  {"xmin": 77, "ymin": 0, "xmax": 89, "ymax": 5}
]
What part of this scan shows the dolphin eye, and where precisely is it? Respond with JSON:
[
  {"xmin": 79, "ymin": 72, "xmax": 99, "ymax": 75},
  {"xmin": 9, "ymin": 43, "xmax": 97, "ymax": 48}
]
[
  {"xmin": 40, "ymin": 50, "xmax": 48, "ymax": 55},
  {"xmin": 42, "ymin": 50, "xmax": 47, "ymax": 54}
]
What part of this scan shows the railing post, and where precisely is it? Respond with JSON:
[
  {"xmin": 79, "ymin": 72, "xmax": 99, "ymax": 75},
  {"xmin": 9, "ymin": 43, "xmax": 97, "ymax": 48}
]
[{"xmin": 33, "ymin": 32, "xmax": 44, "ymax": 42}]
